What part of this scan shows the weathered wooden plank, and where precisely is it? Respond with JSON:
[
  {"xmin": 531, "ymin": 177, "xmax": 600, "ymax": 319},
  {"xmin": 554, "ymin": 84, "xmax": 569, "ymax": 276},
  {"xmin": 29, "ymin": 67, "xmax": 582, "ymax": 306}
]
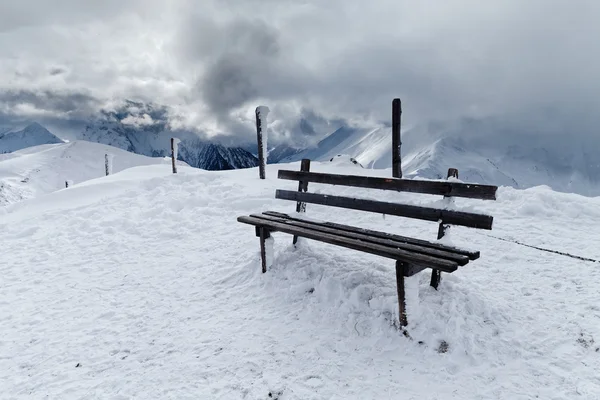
[
  {"xmin": 263, "ymin": 211, "xmax": 480, "ymax": 260},
  {"xmin": 237, "ymin": 216, "xmax": 459, "ymax": 272},
  {"xmin": 277, "ymin": 170, "xmax": 498, "ymax": 200},
  {"xmin": 275, "ymin": 190, "xmax": 494, "ymax": 230},
  {"xmin": 250, "ymin": 213, "xmax": 470, "ymax": 266}
]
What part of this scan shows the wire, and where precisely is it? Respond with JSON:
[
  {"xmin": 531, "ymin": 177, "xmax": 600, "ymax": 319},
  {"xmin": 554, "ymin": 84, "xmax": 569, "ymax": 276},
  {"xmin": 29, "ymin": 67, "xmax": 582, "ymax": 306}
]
[{"xmin": 482, "ymin": 234, "xmax": 599, "ymax": 263}]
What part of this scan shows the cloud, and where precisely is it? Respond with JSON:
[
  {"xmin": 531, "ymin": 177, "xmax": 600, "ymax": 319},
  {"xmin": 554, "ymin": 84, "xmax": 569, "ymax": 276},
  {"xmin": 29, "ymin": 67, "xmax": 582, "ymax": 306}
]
[
  {"xmin": 0, "ymin": 0, "xmax": 599, "ymax": 145},
  {"xmin": 0, "ymin": 89, "xmax": 100, "ymax": 118},
  {"xmin": 121, "ymin": 114, "xmax": 155, "ymax": 127}
]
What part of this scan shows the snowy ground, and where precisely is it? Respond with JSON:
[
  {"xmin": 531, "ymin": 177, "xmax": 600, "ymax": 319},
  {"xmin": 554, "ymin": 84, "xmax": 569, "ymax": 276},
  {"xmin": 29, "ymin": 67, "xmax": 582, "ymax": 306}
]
[
  {"xmin": 0, "ymin": 141, "xmax": 186, "ymax": 206},
  {"xmin": 1, "ymin": 161, "xmax": 600, "ymax": 399}
]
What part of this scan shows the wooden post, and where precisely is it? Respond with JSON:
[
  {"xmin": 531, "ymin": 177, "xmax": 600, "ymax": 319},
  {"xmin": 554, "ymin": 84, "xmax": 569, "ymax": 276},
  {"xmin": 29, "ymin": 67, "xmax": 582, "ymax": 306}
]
[
  {"xmin": 293, "ymin": 159, "xmax": 311, "ymax": 245},
  {"xmin": 171, "ymin": 138, "xmax": 177, "ymax": 174},
  {"xmin": 392, "ymin": 98, "xmax": 402, "ymax": 178},
  {"xmin": 259, "ymin": 228, "xmax": 271, "ymax": 273},
  {"xmin": 396, "ymin": 261, "xmax": 408, "ymax": 327},
  {"xmin": 430, "ymin": 168, "xmax": 459, "ymax": 289},
  {"xmin": 105, "ymin": 154, "xmax": 110, "ymax": 176},
  {"xmin": 255, "ymin": 106, "xmax": 269, "ymax": 179}
]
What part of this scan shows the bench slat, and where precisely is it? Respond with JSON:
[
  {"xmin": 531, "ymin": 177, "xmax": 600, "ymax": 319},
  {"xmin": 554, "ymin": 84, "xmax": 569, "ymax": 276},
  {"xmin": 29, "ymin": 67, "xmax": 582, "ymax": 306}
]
[
  {"xmin": 237, "ymin": 216, "xmax": 460, "ymax": 272},
  {"xmin": 278, "ymin": 170, "xmax": 498, "ymax": 200},
  {"xmin": 275, "ymin": 190, "xmax": 494, "ymax": 230},
  {"xmin": 250, "ymin": 212, "xmax": 470, "ymax": 266},
  {"xmin": 263, "ymin": 211, "xmax": 480, "ymax": 260}
]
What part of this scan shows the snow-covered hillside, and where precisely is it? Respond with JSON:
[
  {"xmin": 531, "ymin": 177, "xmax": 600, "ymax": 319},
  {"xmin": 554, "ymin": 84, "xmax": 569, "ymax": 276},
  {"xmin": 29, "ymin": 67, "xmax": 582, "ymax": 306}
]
[
  {"xmin": 0, "ymin": 140, "xmax": 186, "ymax": 205},
  {"xmin": 283, "ymin": 120, "xmax": 600, "ymax": 197},
  {"xmin": 0, "ymin": 122, "xmax": 64, "ymax": 153},
  {"xmin": 1, "ymin": 162, "xmax": 599, "ymax": 398}
]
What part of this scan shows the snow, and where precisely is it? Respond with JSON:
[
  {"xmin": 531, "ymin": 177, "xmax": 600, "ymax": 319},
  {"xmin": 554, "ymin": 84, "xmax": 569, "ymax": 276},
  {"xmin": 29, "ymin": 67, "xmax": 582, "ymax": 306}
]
[
  {"xmin": 0, "ymin": 140, "xmax": 188, "ymax": 205},
  {"xmin": 1, "ymin": 162, "xmax": 600, "ymax": 398},
  {"xmin": 172, "ymin": 137, "xmax": 181, "ymax": 161}
]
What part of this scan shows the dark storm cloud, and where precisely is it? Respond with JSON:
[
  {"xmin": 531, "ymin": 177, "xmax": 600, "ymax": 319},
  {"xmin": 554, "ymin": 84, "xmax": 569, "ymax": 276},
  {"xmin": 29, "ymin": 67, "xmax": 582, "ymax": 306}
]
[
  {"xmin": 181, "ymin": 18, "xmax": 282, "ymax": 116},
  {"xmin": 1, "ymin": 0, "xmax": 600, "ymax": 144},
  {"xmin": 0, "ymin": 89, "xmax": 100, "ymax": 117},
  {"xmin": 49, "ymin": 67, "xmax": 67, "ymax": 76}
]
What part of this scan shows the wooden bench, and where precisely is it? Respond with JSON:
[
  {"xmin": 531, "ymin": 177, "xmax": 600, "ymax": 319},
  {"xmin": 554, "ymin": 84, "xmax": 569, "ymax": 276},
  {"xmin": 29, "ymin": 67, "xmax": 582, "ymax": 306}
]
[{"xmin": 237, "ymin": 159, "xmax": 498, "ymax": 327}]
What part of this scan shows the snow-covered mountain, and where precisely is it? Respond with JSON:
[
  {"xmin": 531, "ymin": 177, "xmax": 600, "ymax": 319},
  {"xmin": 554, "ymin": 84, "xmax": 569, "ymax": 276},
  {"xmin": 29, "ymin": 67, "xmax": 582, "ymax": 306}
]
[
  {"xmin": 280, "ymin": 119, "xmax": 600, "ymax": 197},
  {"xmin": 177, "ymin": 138, "xmax": 258, "ymax": 171},
  {"xmin": 78, "ymin": 101, "xmax": 258, "ymax": 170},
  {"xmin": 0, "ymin": 140, "xmax": 187, "ymax": 205},
  {"xmin": 0, "ymin": 122, "xmax": 64, "ymax": 153}
]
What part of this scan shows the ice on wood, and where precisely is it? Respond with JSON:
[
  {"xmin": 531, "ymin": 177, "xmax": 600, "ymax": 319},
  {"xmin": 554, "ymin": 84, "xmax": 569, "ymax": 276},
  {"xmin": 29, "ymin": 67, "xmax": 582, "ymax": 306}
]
[
  {"xmin": 172, "ymin": 138, "xmax": 181, "ymax": 160},
  {"xmin": 105, "ymin": 153, "xmax": 115, "ymax": 175},
  {"xmin": 256, "ymin": 105, "xmax": 270, "ymax": 161},
  {"xmin": 404, "ymin": 274, "xmax": 420, "ymax": 317},
  {"xmin": 265, "ymin": 236, "xmax": 275, "ymax": 268}
]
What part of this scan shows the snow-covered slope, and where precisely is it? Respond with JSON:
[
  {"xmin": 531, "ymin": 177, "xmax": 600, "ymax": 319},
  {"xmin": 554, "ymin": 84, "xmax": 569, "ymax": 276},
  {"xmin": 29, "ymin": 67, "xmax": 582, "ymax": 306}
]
[
  {"xmin": 0, "ymin": 140, "xmax": 186, "ymax": 205},
  {"xmin": 283, "ymin": 120, "xmax": 600, "ymax": 196},
  {"xmin": 0, "ymin": 122, "xmax": 64, "ymax": 153},
  {"xmin": 282, "ymin": 125, "xmax": 391, "ymax": 169},
  {"xmin": 1, "ymin": 162, "xmax": 599, "ymax": 398}
]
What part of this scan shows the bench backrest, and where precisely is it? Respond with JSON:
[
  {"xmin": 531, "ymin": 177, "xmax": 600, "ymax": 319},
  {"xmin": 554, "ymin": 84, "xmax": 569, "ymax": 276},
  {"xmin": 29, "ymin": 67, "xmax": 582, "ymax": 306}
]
[{"xmin": 276, "ymin": 160, "xmax": 497, "ymax": 231}]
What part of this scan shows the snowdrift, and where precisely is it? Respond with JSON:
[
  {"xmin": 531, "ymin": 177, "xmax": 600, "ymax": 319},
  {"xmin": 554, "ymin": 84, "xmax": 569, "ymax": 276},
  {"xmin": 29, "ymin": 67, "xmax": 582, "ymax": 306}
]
[{"xmin": 1, "ymin": 163, "xmax": 599, "ymax": 398}]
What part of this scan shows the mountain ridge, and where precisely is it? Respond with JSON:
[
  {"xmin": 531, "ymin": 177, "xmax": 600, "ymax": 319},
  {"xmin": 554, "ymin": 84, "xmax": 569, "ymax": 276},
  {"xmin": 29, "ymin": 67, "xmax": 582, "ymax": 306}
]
[
  {"xmin": 279, "ymin": 119, "xmax": 600, "ymax": 196},
  {"xmin": 0, "ymin": 122, "xmax": 64, "ymax": 153}
]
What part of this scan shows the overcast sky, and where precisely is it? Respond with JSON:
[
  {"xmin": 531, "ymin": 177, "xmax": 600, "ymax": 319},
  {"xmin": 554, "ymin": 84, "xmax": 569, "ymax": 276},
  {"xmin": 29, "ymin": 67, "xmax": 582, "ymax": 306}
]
[{"xmin": 1, "ymin": 0, "xmax": 599, "ymax": 143}]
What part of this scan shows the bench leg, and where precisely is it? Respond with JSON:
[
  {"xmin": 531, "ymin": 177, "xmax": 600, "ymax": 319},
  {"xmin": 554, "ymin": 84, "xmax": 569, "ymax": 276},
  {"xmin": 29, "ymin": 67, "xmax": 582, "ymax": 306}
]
[
  {"xmin": 395, "ymin": 261, "xmax": 408, "ymax": 327},
  {"xmin": 259, "ymin": 228, "xmax": 271, "ymax": 273},
  {"xmin": 430, "ymin": 270, "xmax": 441, "ymax": 290}
]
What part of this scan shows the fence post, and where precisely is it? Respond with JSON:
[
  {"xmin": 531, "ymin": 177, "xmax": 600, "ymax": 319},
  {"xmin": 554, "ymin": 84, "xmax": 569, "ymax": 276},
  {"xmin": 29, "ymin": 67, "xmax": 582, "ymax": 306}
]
[
  {"xmin": 105, "ymin": 154, "xmax": 110, "ymax": 176},
  {"xmin": 392, "ymin": 98, "xmax": 402, "ymax": 178},
  {"xmin": 430, "ymin": 168, "xmax": 459, "ymax": 289},
  {"xmin": 171, "ymin": 138, "xmax": 180, "ymax": 174},
  {"xmin": 255, "ymin": 106, "xmax": 269, "ymax": 179}
]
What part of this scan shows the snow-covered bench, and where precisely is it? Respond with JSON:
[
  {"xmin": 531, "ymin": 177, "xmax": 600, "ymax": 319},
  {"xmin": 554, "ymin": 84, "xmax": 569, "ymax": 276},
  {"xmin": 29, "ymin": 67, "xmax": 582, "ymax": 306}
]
[{"xmin": 237, "ymin": 159, "xmax": 497, "ymax": 328}]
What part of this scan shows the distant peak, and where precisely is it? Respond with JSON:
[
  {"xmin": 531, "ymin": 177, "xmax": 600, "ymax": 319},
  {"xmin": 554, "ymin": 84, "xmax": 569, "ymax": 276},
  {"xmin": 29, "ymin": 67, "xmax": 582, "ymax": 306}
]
[
  {"xmin": 22, "ymin": 122, "xmax": 52, "ymax": 134},
  {"xmin": 25, "ymin": 122, "xmax": 45, "ymax": 129}
]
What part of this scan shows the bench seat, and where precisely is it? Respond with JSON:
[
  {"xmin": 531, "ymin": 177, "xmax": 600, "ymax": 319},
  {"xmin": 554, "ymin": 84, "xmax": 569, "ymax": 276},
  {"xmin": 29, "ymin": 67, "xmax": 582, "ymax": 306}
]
[{"xmin": 238, "ymin": 211, "xmax": 480, "ymax": 276}]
